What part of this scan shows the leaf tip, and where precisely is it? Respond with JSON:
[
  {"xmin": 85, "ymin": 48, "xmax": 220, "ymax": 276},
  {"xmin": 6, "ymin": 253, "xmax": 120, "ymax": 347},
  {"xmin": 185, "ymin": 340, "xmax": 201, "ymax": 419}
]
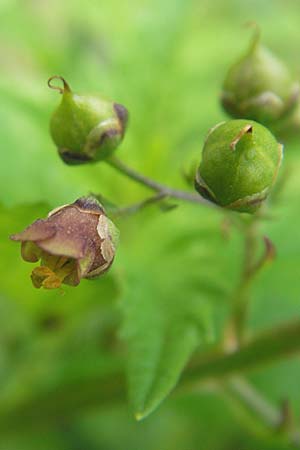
[{"xmin": 134, "ymin": 411, "xmax": 146, "ymax": 421}]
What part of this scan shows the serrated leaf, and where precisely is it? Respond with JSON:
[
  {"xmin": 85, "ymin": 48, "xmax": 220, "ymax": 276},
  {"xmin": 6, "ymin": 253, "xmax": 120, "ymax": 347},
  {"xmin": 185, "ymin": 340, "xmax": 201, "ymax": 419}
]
[{"xmin": 120, "ymin": 206, "xmax": 235, "ymax": 418}]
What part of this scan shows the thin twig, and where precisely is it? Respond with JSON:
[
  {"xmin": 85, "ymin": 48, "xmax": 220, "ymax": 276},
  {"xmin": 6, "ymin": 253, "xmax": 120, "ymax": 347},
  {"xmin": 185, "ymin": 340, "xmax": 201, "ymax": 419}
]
[
  {"xmin": 113, "ymin": 192, "xmax": 168, "ymax": 217},
  {"xmin": 223, "ymin": 377, "xmax": 300, "ymax": 446},
  {"xmin": 106, "ymin": 156, "xmax": 215, "ymax": 207},
  {"xmin": 225, "ymin": 376, "xmax": 281, "ymax": 428}
]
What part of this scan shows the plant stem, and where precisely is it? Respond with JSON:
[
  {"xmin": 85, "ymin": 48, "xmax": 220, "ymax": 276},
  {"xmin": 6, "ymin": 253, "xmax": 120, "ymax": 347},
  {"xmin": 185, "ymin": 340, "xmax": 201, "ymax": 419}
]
[
  {"xmin": 106, "ymin": 156, "xmax": 215, "ymax": 207},
  {"xmin": 223, "ymin": 377, "xmax": 300, "ymax": 446},
  {"xmin": 225, "ymin": 216, "xmax": 260, "ymax": 349},
  {"xmin": 107, "ymin": 156, "xmax": 260, "ymax": 346},
  {"xmin": 183, "ymin": 318, "xmax": 300, "ymax": 386},
  {"xmin": 113, "ymin": 192, "xmax": 168, "ymax": 217},
  {"xmin": 225, "ymin": 376, "xmax": 281, "ymax": 429},
  {"xmin": 1, "ymin": 319, "xmax": 300, "ymax": 432}
]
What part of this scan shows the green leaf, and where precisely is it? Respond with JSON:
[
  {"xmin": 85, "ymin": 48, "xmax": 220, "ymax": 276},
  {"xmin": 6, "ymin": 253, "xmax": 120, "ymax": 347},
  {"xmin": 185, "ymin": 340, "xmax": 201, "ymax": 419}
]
[
  {"xmin": 250, "ymin": 156, "xmax": 300, "ymax": 328},
  {"xmin": 119, "ymin": 206, "xmax": 235, "ymax": 418}
]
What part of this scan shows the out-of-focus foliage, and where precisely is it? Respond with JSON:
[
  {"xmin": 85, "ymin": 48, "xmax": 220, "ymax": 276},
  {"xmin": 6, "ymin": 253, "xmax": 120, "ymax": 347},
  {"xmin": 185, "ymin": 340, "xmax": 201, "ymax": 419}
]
[
  {"xmin": 0, "ymin": 0, "xmax": 300, "ymax": 449},
  {"xmin": 121, "ymin": 207, "xmax": 235, "ymax": 419}
]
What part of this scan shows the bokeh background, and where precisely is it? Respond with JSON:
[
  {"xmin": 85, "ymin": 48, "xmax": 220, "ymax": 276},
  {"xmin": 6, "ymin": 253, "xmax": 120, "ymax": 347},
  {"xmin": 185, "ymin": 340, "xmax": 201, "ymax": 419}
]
[{"xmin": 0, "ymin": 0, "xmax": 300, "ymax": 449}]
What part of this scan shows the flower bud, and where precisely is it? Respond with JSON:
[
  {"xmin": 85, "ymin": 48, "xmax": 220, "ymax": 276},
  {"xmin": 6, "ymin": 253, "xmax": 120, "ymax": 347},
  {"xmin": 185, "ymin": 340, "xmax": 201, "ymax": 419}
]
[
  {"xmin": 221, "ymin": 30, "xmax": 299, "ymax": 126},
  {"xmin": 48, "ymin": 76, "xmax": 129, "ymax": 165},
  {"xmin": 10, "ymin": 197, "xmax": 119, "ymax": 289},
  {"xmin": 195, "ymin": 120, "xmax": 283, "ymax": 213}
]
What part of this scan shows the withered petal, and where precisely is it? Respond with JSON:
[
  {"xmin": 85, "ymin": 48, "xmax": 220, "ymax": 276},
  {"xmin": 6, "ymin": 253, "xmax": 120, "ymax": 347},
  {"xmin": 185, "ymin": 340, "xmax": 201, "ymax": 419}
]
[
  {"xmin": 47, "ymin": 204, "xmax": 69, "ymax": 218},
  {"xmin": 37, "ymin": 205, "xmax": 100, "ymax": 260},
  {"xmin": 101, "ymin": 238, "xmax": 115, "ymax": 264},
  {"xmin": 37, "ymin": 236, "xmax": 87, "ymax": 260},
  {"xmin": 85, "ymin": 260, "xmax": 111, "ymax": 279},
  {"xmin": 10, "ymin": 220, "xmax": 56, "ymax": 242}
]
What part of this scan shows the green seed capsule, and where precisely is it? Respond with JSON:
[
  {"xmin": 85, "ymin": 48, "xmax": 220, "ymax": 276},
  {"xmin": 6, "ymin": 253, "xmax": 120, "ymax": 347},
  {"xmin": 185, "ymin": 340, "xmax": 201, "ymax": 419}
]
[
  {"xmin": 195, "ymin": 120, "xmax": 283, "ymax": 213},
  {"xmin": 48, "ymin": 76, "xmax": 129, "ymax": 165},
  {"xmin": 221, "ymin": 30, "xmax": 299, "ymax": 126}
]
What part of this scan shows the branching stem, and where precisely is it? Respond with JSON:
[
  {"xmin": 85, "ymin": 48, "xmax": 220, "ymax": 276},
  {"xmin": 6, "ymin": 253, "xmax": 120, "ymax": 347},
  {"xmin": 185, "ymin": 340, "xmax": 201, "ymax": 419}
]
[
  {"xmin": 106, "ymin": 156, "xmax": 215, "ymax": 207},
  {"xmin": 1, "ymin": 318, "xmax": 300, "ymax": 433},
  {"xmin": 103, "ymin": 155, "xmax": 298, "ymax": 445},
  {"xmin": 113, "ymin": 192, "xmax": 168, "ymax": 217},
  {"xmin": 223, "ymin": 377, "xmax": 300, "ymax": 446},
  {"xmin": 225, "ymin": 376, "xmax": 281, "ymax": 428}
]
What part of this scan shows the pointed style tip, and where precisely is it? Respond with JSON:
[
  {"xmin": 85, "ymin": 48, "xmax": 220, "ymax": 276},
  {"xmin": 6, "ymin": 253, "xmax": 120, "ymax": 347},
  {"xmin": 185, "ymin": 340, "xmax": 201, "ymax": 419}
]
[
  {"xmin": 230, "ymin": 124, "xmax": 253, "ymax": 151},
  {"xmin": 244, "ymin": 21, "xmax": 261, "ymax": 52},
  {"xmin": 48, "ymin": 75, "xmax": 71, "ymax": 94}
]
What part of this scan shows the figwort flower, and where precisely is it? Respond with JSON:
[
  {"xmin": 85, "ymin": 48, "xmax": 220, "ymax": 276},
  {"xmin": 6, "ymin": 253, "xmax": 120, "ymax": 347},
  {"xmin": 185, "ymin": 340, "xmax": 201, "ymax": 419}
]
[{"xmin": 10, "ymin": 197, "xmax": 119, "ymax": 289}]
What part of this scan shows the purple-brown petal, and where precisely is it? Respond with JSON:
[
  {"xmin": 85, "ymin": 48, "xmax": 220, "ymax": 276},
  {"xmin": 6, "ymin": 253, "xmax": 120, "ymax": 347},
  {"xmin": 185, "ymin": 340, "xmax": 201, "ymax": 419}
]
[
  {"xmin": 10, "ymin": 220, "xmax": 56, "ymax": 242},
  {"xmin": 37, "ymin": 235, "xmax": 87, "ymax": 260},
  {"xmin": 37, "ymin": 206, "xmax": 98, "ymax": 259},
  {"xmin": 10, "ymin": 195, "xmax": 117, "ymax": 289}
]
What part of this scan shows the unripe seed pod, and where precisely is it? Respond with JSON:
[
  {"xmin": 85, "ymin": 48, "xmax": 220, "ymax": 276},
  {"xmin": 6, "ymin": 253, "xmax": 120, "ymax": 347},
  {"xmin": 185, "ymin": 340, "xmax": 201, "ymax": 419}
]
[
  {"xmin": 271, "ymin": 98, "xmax": 300, "ymax": 139},
  {"xmin": 48, "ymin": 76, "xmax": 129, "ymax": 165},
  {"xmin": 221, "ymin": 29, "xmax": 299, "ymax": 126},
  {"xmin": 195, "ymin": 120, "xmax": 283, "ymax": 213}
]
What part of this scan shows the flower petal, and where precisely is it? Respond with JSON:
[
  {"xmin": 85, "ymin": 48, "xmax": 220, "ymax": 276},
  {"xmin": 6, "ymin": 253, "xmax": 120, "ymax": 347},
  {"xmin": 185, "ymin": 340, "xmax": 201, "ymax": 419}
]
[
  {"xmin": 101, "ymin": 239, "xmax": 115, "ymax": 264},
  {"xmin": 85, "ymin": 261, "xmax": 111, "ymax": 279},
  {"xmin": 38, "ymin": 206, "xmax": 99, "ymax": 259},
  {"xmin": 10, "ymin": 220, "xmax": 56, "ymax": 242}
]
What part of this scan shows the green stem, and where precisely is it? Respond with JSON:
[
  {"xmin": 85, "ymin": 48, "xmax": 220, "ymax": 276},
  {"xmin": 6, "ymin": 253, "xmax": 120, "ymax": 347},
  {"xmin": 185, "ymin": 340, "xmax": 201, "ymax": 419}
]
[
  {"xmin": 106, "ymin": 156, "xmax": 215, "ymax": 207},
  {"xmin": 224, "ymin": 377, "xmax": 281, "ymax": 429},
  {"xmin": 225, "ymin": 216, "xmax": 260, "ymax": 348},
  {"xmin": 112, "ymin": 192, "xmax": 167, "ymax": 217},
  {"xmin": 223, "ymin": 377, "xmax": 300, "ymax": 446},
  {"xmin": 183, "ymin": 318, "xmax": 300, "ymax": 386},
  {"xmin": 107, "ymin": 156, "xmax": 261, "ymax": 346},
  {"xmin": 1, "ymin": 319, "xmax": 300, "ymax": 432}
]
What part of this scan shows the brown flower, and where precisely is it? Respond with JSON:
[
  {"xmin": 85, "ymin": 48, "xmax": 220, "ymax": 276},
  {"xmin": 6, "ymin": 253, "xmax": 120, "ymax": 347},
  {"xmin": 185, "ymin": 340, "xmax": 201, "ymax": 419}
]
[{"xmin": 10, "ymin": 197, "xmax": 119, "ymax": 289}]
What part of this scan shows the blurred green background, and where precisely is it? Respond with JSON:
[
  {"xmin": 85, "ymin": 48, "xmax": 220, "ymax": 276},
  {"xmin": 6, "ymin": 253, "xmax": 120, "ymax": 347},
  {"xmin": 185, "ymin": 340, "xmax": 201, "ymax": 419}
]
[{"xmin": 0, "ymin": 0, "xmax": 300, "ymax": 449}]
